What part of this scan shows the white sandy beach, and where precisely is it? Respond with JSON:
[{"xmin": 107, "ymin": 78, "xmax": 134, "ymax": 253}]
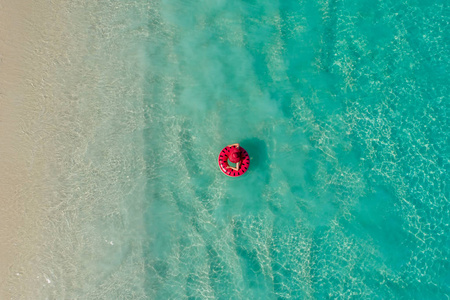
[
  {"xmin": 0, "ymin": 0, "xmax": 67, "ymax": 297},
  {"xmin": 1, "ymin": 0, "xmax": 149, "ymax": 297}
]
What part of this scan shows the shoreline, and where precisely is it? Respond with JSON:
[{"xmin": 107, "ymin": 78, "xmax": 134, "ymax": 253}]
[
  {"xmin": 1, "ymin": 1, "xmax": 149, "ymax": 297},
  {"xmin": 0, "ymin": 0, "xmax": 37, "ymax": 296},
  {"xmin": 0, "ymin": 0, "xmax": 66, "ymax": 297}
]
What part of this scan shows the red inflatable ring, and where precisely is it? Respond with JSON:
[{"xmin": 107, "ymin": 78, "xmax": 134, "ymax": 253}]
[{"xmin": 218, "ymin": 145, "xmax": 250, "ymax": 177}]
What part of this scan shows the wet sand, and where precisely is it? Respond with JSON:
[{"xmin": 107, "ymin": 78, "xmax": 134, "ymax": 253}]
[{"xmin": 0, "ymin": 0, "xmax": 64, "ymax": 297}]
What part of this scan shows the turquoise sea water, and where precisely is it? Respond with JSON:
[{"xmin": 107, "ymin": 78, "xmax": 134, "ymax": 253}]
[{"xmin": 18, "ymin": 0, "xmax": 449, "ymax": 298}]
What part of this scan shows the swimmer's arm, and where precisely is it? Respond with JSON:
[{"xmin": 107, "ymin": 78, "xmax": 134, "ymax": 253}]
[
  {"xmin": 226, "ymin": 162, "xmax": 240, "ymax": 171},
  {"xmin": 227, "ymin": 143, "xmax": 240, "ymax": 148}
]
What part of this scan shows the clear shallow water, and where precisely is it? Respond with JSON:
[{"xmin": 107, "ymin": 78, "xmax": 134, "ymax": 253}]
[
  {"xmin": 140, "ymin": 0, "xmax": 449, "ymax": 298},
  {"xmin": 12, "ymin": 0, "xmax": 449, "ymax": 298}
]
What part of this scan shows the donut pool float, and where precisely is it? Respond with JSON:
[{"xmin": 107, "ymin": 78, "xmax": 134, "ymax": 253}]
[{"xmin": 218, "ymin": 145, "xmax": 250, "ymax": 177}]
